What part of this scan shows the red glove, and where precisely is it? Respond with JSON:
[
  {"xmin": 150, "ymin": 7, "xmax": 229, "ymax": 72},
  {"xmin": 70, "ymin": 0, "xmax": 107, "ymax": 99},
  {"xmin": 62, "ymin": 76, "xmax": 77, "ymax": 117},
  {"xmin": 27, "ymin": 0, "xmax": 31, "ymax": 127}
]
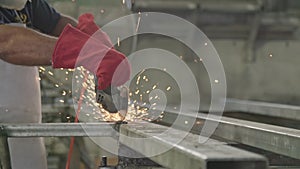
[
  {"xmin": 77, "ymin": 13, "xmax": 113, "ymax": 47},
  {"xmin": 52, "ymin": 14, "xmax": 131, "ymax": 90}
]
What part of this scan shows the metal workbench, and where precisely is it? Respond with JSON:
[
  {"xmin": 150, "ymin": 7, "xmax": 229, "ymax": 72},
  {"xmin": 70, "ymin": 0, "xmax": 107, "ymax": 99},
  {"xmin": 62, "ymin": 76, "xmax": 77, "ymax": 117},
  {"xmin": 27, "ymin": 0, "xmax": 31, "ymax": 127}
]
[
  {"xmin": 0, "ymin": 122, "xmax": 268, "ymax": 169},
  {"xmin": 1, "ymin": 99, "xmax": 299, "ymax": 169}
]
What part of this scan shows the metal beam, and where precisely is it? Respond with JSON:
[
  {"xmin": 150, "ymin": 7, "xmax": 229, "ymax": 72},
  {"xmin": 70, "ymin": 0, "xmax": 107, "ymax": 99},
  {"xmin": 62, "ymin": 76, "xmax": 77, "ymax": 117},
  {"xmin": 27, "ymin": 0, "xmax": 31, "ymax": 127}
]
[
  {"xmin": 119, "ymin": 122, "xmax": 267, "ymax": 169},
  {"xmin": 0, "ymin": 123, "xmax": 118, "ymax": 137},
  {"xmin": 225, "ymin": 98, "xmax": 300, "ymax": 121},
  {"xmin": 159, "ymin": 111, "xmax": 300, "ymax": 159}
]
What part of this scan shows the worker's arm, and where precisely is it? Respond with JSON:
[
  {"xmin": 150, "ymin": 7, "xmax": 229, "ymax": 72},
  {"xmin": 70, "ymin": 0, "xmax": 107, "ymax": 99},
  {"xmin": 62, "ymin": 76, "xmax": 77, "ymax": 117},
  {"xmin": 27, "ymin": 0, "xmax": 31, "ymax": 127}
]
[
  {"xmin": 0, "ymin": 15, "xmax": 77, "ymax": 66},
  {"xmin": 50, "ymin": 14, "xmax": 77, "ymax": 37},
  {"xmin": 0, "ymin": 25, "xmax": 55, "ymax": 66},
  {"xmin": 0, "ymin": 13, "xmax": 130, "ymax": 90}
]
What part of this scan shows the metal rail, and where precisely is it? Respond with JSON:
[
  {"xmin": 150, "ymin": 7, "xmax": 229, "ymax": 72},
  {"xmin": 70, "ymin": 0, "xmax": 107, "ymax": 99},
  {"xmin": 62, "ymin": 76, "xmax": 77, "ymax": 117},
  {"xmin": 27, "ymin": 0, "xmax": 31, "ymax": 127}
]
[
  {"xmin": 159, "ymin": 111, "xmax": 300, "ymax": 159},
  {"xmin": 0, "ymin": 123, "xmax": 118, "ymax": 137},
  {"xmin": 225, "ymin": 98, "xmax": 300, "ymax": 121},
  {"xmin": 119, "ymin": 122, "xmax": 267, "ymax": 169}
]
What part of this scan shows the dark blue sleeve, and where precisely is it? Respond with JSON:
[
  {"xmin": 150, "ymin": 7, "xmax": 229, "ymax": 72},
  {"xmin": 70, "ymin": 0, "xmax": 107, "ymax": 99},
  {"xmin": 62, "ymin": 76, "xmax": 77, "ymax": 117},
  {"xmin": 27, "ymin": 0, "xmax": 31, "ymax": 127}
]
[{"xmin": 31, "ymin": 0, "xmax": 61, "ymax": 34}]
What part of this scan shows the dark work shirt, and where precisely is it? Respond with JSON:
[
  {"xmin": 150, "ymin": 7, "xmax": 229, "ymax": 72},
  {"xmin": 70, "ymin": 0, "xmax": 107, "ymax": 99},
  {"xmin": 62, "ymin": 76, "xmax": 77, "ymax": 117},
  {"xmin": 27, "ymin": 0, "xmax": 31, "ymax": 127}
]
[{"xmin": 0, "ymin": 0, "xmax": 61, "ymax": 34}]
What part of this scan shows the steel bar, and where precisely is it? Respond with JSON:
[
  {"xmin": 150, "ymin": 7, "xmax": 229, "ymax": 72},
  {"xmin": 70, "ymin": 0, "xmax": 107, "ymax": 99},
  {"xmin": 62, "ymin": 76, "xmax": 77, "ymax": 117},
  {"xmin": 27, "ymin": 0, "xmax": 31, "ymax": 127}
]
[
  {"xmin": 225, "ymin": 98, "xmax": 300, "ymax": 121},
  {"xmin": 159, "ymin": 111, "xmax": 300, "ymax": 159},
  {"xmin": 119, "ymin": 122, "xmax": 267, "ymax": 169},
  {"xmin": 0, "ymin": 123, "xmax": 118, "ymax": 137}
]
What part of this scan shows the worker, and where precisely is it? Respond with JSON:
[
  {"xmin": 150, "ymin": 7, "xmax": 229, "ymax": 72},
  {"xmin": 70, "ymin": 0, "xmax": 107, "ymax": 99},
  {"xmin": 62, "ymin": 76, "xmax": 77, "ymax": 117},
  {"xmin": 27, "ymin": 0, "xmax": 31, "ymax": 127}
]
[{"xmin": 0, "ymin": 0, "xmax": 130, "ymax": 168}]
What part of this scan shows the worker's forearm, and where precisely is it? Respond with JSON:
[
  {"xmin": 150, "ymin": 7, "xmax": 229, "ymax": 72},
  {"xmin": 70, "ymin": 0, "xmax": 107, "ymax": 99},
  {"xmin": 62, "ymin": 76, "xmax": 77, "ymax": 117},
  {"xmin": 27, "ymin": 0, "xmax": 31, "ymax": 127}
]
[
  {"xmin": 0, "ymin": 25, "xmax": 56, "ymax": 66},
  {"xmin": 51, "ymin": 14, "xmax": 77, "ymax": 37}
]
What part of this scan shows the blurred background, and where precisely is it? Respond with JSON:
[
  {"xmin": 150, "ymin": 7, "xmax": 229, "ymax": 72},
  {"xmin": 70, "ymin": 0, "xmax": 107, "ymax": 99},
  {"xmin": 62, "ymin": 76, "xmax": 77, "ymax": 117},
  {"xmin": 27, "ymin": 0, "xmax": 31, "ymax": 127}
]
[{"xmin": 37, "ymin": 0, "xmax": 300, "ymax": 168}]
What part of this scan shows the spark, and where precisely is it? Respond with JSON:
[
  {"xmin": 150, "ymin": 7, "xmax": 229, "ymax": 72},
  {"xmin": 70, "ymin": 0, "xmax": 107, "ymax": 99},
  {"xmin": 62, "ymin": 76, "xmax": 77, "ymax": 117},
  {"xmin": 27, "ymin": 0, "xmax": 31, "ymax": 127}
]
[
  {"xmin": 48, "ymin": 71, "xmax": 53, "ymax": 76},
  {"xmin": 214, "ymin": 79, "xmax": 219, "ymax": 84},
  {"xmin": 166, "ymin": 86, "xmax": 171, "ymax": 91},
  {"xmin": 196, "ymin": 121, "xmax": 202, "ymax": 125},
  {"xmin": 88, "ymin": 75, "xmax": 94, "ymax": 79},
  {"xmin": 136, "ymin": 12, "xmax": 141, "ymax": 32},
  {"xmin": 136, "ymin": 76, "xmax": 141, "ymax": 85},
  {"xmin": 117, "ymin": 37, "xmax": 121, "ymax": 47},
  {"xmin": 62, "ymin": 91, "xmax": 67, "ymax": 96},
  {"xmin": 152, "ymin": 85, "xmax": 157, "ymax": 90},
  {"xmin": 39, "ymin": 67, "xmax": 45, "ymax": 71},
  {"xmin": 59, "ymin": 99, "xmax": 64, "ymax": 103}
]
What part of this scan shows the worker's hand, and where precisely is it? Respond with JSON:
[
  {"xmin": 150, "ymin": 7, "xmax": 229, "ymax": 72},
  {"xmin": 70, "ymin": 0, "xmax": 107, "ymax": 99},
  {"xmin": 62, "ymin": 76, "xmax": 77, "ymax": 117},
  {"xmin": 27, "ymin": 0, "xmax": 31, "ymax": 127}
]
[
  {"xmin": 52, "ymin": 14, "xmax": 131, "ymax": 90},
  {"xmin": 77, "ymin": 13, "xmax": 113, "ymax": 47}
]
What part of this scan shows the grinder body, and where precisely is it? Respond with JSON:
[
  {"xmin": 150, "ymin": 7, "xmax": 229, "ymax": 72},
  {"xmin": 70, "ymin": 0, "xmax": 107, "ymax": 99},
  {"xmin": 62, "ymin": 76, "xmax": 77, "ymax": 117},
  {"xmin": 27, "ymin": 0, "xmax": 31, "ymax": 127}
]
[{"xmin": 95, "ymin": 78, "xmax": 128, "ymax": 115}]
